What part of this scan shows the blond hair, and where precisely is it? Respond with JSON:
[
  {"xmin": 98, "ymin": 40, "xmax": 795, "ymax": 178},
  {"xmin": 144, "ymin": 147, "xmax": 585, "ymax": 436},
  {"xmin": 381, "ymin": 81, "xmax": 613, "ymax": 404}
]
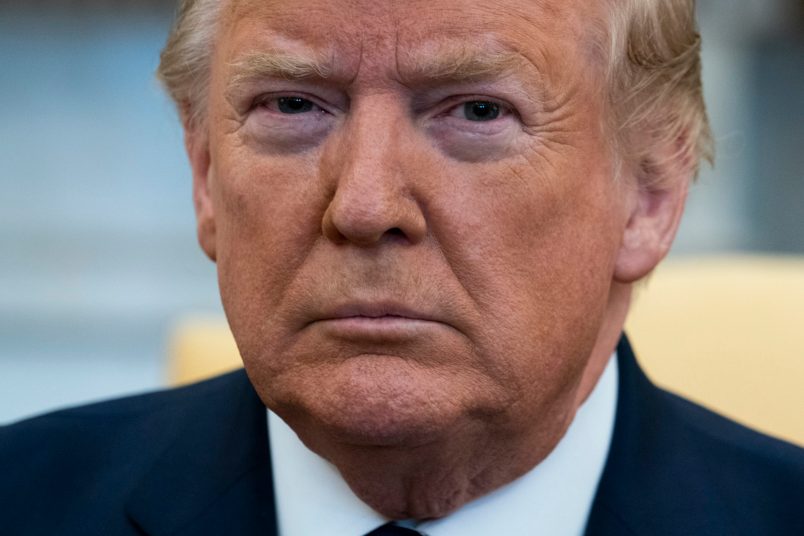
[
  {"xmin": 157, "ymin": 0, "xmax": 712, "ymax": 180},
  {"xmin": 603, "ymin": 0, "xmax": 713, "ymax": 184},
  {"xmin": 158, "ymin": 0, "xmax": 222, "ymax": 129}
]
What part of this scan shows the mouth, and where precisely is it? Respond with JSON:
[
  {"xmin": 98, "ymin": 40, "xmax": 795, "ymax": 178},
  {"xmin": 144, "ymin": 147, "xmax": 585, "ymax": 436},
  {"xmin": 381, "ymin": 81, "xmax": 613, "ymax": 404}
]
[
  {"xmin": 309, "ymin": 302, "xmax": 452, "ymax": 341},
  {"xmin": 327, "ymin": 302, "xmax": 440, "ymax": 321}
]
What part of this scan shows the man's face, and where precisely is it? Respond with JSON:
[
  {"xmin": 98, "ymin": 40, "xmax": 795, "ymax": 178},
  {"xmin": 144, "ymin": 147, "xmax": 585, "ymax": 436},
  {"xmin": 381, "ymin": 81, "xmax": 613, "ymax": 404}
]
[{"xmin": 196, "ymin": 0, "xmax": 632, "ymax": 456}]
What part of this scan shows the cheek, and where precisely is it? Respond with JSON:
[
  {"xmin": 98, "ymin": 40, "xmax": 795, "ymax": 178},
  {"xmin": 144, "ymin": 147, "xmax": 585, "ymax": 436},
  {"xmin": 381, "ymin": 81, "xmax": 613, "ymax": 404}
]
[
  {"xmin": 210, "ymin": 147, "xmax": 324, "ymax": 349},
  {"xmin": 432, "ymin": 150, "xmax": 623, "ymax": 395},
  {"xmin": 438, "ymin": 152, "xmax": 620, "ymax": 301}
]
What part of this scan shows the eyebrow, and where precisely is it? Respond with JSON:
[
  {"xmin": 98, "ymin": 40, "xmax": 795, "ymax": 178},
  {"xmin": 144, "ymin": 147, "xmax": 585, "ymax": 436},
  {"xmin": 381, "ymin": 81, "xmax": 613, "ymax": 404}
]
[
  {"xmin": 396, "ymin": 45, "xmax": 527, "ymax": 86},
  {"xmin": 226, "ymin": 50, "xmax": 336, "ymax": 95}
]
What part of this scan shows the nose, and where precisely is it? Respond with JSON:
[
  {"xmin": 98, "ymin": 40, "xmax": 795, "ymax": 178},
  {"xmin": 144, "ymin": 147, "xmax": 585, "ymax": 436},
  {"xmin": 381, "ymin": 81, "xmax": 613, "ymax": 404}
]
[{"xmin": 321, "ymin": 105, "xmax": 427, "ymax": 247}]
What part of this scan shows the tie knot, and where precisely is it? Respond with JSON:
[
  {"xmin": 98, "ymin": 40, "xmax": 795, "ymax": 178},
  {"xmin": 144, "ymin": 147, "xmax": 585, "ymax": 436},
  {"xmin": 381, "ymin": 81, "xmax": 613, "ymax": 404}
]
[{"xmin": 363, "ymin": 521, "xmax": 426, "ymax": 535}]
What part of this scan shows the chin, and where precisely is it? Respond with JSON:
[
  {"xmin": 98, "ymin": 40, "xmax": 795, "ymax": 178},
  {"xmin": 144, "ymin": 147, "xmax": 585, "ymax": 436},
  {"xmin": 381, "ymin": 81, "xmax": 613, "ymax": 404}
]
[
  {"xmin": 316, "ymin": 405, "xmax": 449, "ymax": 449},
  {"xmin": 264, "ymin": 355, "xmax": 471, "ymax": 449}
]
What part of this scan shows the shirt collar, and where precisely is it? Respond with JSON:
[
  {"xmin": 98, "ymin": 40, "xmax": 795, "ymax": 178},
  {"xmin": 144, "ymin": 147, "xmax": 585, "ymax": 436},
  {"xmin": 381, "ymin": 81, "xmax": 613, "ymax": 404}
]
[{"xmin": 268, "ymin": 352, "xmax": 618, "ymax": 536}]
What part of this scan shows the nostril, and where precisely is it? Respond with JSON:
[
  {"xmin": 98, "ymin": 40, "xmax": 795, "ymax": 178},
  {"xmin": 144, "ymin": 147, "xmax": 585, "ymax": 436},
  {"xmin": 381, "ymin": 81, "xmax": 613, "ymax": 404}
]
[
  {"xmin": 384, "ymin": 227, "xmax": 409, "ymax": 243},
  {"xmin": 382, "ymin": 227, "xmax": 409, "ymax": 242}
]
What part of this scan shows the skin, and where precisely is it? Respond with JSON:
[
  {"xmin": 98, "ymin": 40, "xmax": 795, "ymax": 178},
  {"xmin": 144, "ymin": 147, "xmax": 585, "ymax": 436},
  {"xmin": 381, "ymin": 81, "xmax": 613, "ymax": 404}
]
[{"xmin": 185, "ymin": 0, "xmax": 690, "ymax": 520}]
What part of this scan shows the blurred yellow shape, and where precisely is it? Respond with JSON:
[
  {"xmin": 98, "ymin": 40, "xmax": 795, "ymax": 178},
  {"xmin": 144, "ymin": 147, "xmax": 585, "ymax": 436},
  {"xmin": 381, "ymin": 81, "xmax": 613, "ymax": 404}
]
[
  {"xmin": 167, "ymin": 315, "xmax": 243, "ymax": 387},
  {"xmin": 627, "ymin": 255, "xmax": 804, "ymax": 447}
]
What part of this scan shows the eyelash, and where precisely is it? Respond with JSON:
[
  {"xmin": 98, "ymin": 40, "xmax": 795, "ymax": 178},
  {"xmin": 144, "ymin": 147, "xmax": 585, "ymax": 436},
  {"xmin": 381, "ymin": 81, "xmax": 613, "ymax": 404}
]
[
  {"xmin": 248, "ymin": 93, "xmax": 517, "ymax": 126},
  {"xmin": 438, "ymin": 96, "xmax": 515, "ymax": 121},
  {"xmin": 251, "ymin": 93, "xmax": 331, "ymax": 115}
]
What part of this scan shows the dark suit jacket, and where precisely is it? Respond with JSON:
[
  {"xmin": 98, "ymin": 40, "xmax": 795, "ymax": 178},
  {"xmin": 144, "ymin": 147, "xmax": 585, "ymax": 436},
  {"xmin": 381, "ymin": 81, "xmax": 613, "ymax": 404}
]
[{"xmin": 1, "ymin": 336, "xmax": 803, "ymax": 535}]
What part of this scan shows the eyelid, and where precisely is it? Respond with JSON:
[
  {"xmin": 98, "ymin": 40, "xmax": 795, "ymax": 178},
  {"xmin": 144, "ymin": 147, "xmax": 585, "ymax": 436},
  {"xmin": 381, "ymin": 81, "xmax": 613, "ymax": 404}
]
[
  {"xmin": 434, "ymin": 95, "xmax": 517, "ymax": 120},
  {"xmin": 250, "ymin": 92, "xmax": 336, "ymax": 115}
]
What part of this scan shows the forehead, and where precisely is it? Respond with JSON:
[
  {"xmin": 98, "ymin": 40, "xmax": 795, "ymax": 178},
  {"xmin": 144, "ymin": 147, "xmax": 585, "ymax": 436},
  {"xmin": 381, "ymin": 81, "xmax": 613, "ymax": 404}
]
[{"xmin": 219, "ymin": 0, "xmax": 604, "ymax": 83}]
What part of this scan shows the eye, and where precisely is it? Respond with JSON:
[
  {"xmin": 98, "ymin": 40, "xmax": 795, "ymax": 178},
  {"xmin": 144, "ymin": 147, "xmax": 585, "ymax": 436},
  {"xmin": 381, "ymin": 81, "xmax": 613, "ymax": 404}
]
[
  {"xmin": 244, "ymin": 92, "xmax": 335, "ymax": 151},
  {"xmin": 276, "ymin": 96, "xmax": 315, "ymax": 114},
  {"xmin": 450, "ymin": 100, "xmax": 503, "ymax": 122},
  {"xmin": 255, "ymin": 95, "xmax": 324, "ymax": 115}
]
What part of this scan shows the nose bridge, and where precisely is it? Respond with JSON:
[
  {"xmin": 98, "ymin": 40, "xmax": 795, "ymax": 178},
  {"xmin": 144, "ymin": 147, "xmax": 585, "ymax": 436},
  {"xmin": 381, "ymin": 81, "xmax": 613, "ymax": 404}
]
[
  {"xmin": 321, "ymin": 98, "xmax": 426, "ymax": 246},
  {"xmin": 338, "ymin": 98, "xmax": 405, "ymax": 197}
]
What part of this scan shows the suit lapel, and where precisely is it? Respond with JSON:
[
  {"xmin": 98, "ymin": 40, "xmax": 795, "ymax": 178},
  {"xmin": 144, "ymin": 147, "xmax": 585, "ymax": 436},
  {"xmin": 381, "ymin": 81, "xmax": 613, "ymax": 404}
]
[
  {"xmin": 125, "ymin": 371, "xmax": 278, "ymax": 536},
  {"xmin": 585, "ymin": 335, "xmax": 736, "ymax": 535}
]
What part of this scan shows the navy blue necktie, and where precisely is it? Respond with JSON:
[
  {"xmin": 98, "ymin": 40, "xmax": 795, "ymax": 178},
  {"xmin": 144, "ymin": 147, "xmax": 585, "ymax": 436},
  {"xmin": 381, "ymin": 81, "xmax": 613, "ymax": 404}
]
[{"xmin": 363, "ymin": 521, "xmax": 425, "ymax": 535}]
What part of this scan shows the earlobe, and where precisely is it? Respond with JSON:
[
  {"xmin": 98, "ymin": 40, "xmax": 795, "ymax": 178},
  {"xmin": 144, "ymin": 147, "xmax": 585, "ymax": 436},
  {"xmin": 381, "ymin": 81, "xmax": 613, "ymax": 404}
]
[
  {"xmin": 613, "ymin": 146, "xmax": 692, "ymax": 283},
  {"xmin": 185, "ymin": 127, "xmax": 217, "ymax": 262}
]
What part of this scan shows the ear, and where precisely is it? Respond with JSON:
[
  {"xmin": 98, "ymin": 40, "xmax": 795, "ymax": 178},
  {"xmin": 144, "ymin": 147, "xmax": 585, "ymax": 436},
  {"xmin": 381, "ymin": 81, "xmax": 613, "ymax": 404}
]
[
  {"xmin": 613, "ymin": 140, "xmax": 692, "ymax": 283},
  {"xmin": 184, "ymin": 122, "xmax": 217, "ymax": 262}
]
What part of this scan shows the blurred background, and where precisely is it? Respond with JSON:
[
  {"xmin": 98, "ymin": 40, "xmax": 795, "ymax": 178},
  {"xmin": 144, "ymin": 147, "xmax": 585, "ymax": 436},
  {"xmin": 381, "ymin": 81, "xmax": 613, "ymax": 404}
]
[{"xmin": 1, "ymin": 0, "xmax": 802, "ymax": 424}]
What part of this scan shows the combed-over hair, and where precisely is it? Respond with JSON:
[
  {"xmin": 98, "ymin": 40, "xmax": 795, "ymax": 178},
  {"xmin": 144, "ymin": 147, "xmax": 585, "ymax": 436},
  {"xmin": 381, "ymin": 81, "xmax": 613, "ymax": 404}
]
[{"xmin": 157, "ymin": 0, "xmax": 713, "ymax": 181}]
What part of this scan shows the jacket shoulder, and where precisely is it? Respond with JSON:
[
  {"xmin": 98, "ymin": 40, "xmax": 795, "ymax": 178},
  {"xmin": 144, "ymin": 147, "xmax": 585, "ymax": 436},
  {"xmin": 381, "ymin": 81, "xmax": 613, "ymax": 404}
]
[
  {"xmin": 588, "ymin": 337, "xmax": 804, "ymax": 536},
  {"xmin": 660, "ymin": 388, "xmax": 804, "ymax": 510},
  {"xmin": 0, "ymin": 370, "xmax": 253, "ymax": 531}
]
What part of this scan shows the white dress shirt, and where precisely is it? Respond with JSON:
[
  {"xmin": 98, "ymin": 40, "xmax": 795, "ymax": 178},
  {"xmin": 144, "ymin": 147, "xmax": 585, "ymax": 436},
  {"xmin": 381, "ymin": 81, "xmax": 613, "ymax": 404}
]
[{"xmin": 268, "ymin": 353, "xmax": 618, "ymax": 536}]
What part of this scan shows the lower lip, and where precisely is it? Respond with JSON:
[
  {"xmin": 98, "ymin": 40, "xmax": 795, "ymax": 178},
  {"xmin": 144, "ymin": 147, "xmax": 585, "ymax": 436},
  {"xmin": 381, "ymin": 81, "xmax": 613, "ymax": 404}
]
[{"xmin": 315, "ymin": 316, "xmax": 445, "ymax": 340}]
